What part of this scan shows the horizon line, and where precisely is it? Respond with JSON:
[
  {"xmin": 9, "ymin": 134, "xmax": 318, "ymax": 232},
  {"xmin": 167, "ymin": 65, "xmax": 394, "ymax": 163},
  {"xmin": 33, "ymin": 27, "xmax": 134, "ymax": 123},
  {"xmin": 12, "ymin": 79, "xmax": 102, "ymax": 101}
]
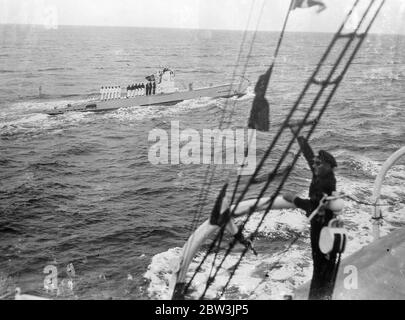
[{"xmin": 0, "ymin": 22, "xmax": 403, "ymax": 36}]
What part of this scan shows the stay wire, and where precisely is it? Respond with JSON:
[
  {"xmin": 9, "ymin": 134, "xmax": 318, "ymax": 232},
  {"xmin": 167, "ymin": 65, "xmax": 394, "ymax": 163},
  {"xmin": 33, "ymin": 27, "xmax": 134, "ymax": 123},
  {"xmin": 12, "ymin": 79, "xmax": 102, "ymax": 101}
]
[
  {"xmin": 229, "ymin": 0, "xmax": 294, "ymax": 208},
  {"xmin": 184, "ymin": 0, "xmax": 285, "ymax": 295},
  {"xmin": 226, "ymin": 0, "xmax": 365, "ymax": 225},
  {"xmin": 199, "ymin": 226, "xmax": 226, "ymax": 300},
  {"xmin": 217, "ymin": 0, "xmax": 386, "ymax": 298},
  {"xmin": 199, "ymin": 0, "xmax": 384, "ymax": 299},
  {"xmin": 193, "ymin": 0, "xmax": 268, "ymax": 228},
  {"xmin": 215, "ymin": 2, "xmax": 383, "ymax": 298}
]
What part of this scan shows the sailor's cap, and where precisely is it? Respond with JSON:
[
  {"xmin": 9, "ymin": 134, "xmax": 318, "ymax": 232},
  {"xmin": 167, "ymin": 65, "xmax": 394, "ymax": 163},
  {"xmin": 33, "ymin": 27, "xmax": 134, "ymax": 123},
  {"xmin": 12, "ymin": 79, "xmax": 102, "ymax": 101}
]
[{"xmin": 318, "ymin": 150, "xmax": 337, "ymax": 168}]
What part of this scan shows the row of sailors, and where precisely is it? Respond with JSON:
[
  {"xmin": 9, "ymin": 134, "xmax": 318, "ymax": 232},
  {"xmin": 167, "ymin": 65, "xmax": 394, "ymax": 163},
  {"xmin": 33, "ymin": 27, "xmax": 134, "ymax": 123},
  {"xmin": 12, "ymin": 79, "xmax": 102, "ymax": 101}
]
[
  {"xmin": 100, "ymin": 82, "xmax": 157, "ymax": 100},
  {"xmin": 100, "ymin": 86, "xmax": 121, "ymax": 100},
  {"xmin": 126, "ymin": 82, "xmax": 156, "ymax": 97}
]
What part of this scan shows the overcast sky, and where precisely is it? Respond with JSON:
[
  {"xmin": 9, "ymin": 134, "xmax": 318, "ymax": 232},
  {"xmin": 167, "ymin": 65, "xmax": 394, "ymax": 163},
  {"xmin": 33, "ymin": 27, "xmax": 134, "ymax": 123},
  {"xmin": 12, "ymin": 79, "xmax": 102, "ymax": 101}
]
[{"xmin": 0, "ymin": 0, "xmax": 404, "ymax": 34}]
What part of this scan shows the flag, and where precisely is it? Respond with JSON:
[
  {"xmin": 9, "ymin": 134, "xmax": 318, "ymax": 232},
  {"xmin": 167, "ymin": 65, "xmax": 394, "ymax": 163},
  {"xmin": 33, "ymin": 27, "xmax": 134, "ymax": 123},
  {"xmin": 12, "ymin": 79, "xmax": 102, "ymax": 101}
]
[
  {"xmin": 247, "ymin": 67, "xmax": 272, "ymax": 132},
  {"xmin": 291, "ymin": 0, "xmax": 326, "ymax": 13},
  {"xmin": 210, "ymin": 183, "xmax": 231, "ymax": 227},
  {"xmin": 248, "ymin": 96, "xmax": 269, "ymax": 132}
]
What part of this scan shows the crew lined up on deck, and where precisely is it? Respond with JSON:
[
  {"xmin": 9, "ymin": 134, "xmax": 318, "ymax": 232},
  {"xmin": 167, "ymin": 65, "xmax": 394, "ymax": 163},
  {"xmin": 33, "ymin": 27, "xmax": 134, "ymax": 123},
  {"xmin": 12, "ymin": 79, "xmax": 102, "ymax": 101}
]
[
  {"xmin": 126, "ymin": 81, "xmax": 156, "ymax": 98},
  {"xmin": 100, "ymin": 82, "xmax": 156, "ymax": 100},
  {"xmin": 127, "ymin": 83, "xmax": 143, "ymax": 97},
  {"xmin": 100, "ymin": 86, "xmax": 121, "ymax": 101}
]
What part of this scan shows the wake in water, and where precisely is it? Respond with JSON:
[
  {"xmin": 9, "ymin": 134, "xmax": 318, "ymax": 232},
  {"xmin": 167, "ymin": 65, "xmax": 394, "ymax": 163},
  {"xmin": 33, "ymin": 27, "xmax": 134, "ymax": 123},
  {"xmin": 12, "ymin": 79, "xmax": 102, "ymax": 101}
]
[
  {"xmin": 0, "ymin": 96, "xmax": 231, "ymax": 139},
  {"xmin": 103, "ymin": 97, "xmax": 220, "ymax": 122}
]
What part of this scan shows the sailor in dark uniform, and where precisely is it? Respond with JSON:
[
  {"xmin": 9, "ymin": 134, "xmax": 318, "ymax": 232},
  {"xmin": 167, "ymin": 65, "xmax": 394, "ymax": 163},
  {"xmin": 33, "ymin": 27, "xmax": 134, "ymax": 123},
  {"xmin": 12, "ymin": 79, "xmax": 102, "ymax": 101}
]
[
  {"xmin": 146, "ymin": 82, "xmax": 151, "ymax": 96},
  {"xmin": 152, "ymin": 81, "xmax": 156, "ymax": 95},
  {"xmin": 283, "ymin": 137, "xmax": 339, "ymax": 300}
]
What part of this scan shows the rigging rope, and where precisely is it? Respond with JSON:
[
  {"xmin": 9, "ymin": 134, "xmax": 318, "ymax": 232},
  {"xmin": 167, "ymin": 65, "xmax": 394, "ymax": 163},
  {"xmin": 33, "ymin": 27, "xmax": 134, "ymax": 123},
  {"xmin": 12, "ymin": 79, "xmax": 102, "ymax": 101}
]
[
  {"xmin": 186, "ymin": 0, "xmax": 257, "ymax": 237},
  {"xmin": 210, "ymin": 0, "xmax": 386, "ymax": 299},
  {"xmin": 181, "ymin": 0, "xmax": 293, "ymax": 297},
  {"xmin": 188, "ymin": 0, "xmax": 267, "ymax": 238},
  {"xmin": 190, "ymin": 0, "xmax": 296, "ymax": 298},
  {"xmin": 178, "ymin": 0, "xmax": 386, "ymax": 300},
  {"xmin": 229, "ymin": 0, "xmax": 294, "ymax": 210}
]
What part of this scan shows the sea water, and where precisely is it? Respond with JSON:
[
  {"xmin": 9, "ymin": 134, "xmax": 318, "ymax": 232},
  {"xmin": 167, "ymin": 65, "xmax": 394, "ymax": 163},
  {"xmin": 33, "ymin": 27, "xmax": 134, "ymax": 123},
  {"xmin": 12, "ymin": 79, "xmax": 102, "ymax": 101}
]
[{"xmin": 0, "ymin": 25, "xmax": 404, "ymax": 299}]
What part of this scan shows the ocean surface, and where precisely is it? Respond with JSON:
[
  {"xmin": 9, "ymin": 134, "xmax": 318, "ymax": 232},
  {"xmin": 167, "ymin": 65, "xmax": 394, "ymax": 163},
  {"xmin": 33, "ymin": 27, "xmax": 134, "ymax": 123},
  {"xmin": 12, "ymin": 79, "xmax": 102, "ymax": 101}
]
[{"xmin": 0, "ymin": 24, "xmax": 404, "ymax": 300}]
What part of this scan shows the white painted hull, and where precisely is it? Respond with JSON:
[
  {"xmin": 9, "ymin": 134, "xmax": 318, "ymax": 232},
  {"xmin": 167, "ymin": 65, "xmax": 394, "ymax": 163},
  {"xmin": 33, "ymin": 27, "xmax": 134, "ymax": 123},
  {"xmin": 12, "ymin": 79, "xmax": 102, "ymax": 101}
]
[{"xmin": 47, "ymin": 82, "xmax": 247, "ymax": 115}]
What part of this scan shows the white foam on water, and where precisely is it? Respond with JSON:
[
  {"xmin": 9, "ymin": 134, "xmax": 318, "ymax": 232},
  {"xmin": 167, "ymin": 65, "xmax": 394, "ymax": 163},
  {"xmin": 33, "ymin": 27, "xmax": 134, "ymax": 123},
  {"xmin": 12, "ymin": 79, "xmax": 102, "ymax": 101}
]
[
  {"xmin": 238, "ymin": 209, "xmax": 308, "ymax": 239},
  {"xmin": 337, "ymin": 154, "xmax": 405, "ymax": 202},
  {"xmin": 347, "ymin": 154, "xmax": 382, "ymax": 177},
  {"xmin": 0, "ymin": 98, "xmax": 101, "ymax": 137},
  {"xmin": 144, "ymin": 200, "xmax": 313, "ymax": 300},
  {"xmin": 144, "ymin": 238, "xmax": 314, "ymax": 300},
  {"xmin": 250, "ymin": 247, "xmax": 313, "ymax": 300},
  {"xmin": 0, "ymin": 113, "xmax": 49, "ymax": 127},
  {"xmin": 1, "ymin": 112, "xmax": 55, "ymax": 137},
  {"xmin": 334, "ymin": 165, "xmax": 404, "ymax": 255},
  {"xmin": 221, "ymin": 85, "xmax": 254, "ymax": 103},
  {"xmin": 0, "ymin": 95, "xmax": 238, "ymax": 137},
  {"xmin": 143, "ymin": 247, "xmax": 183, "ymax": 300},
  {"xmin": 237, "ymin": 85, "xmax": 254, "ymax": 100},
  {"xmin": 0, "ymin": 110, "xmax": 95, "ymax": 138},
  {"xmin": 1, "ymin": 98, "xmax": 91, "ymax": 116}
]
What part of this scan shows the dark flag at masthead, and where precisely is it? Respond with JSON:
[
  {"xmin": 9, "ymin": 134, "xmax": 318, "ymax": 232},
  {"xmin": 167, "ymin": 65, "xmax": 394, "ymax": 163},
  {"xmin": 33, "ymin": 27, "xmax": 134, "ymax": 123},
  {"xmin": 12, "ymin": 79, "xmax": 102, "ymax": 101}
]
[{"xmin": 247, "ymin": 66, "xmax": 273, "ymax": 132}]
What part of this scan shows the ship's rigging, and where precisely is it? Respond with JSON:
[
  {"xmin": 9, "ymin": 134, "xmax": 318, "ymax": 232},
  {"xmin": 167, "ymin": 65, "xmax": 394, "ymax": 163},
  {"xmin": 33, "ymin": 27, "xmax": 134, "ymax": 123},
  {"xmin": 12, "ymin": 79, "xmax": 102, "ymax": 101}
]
[{"xmin": 172, "ymin": 0, "xmax": 386, "ymax": 300}]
